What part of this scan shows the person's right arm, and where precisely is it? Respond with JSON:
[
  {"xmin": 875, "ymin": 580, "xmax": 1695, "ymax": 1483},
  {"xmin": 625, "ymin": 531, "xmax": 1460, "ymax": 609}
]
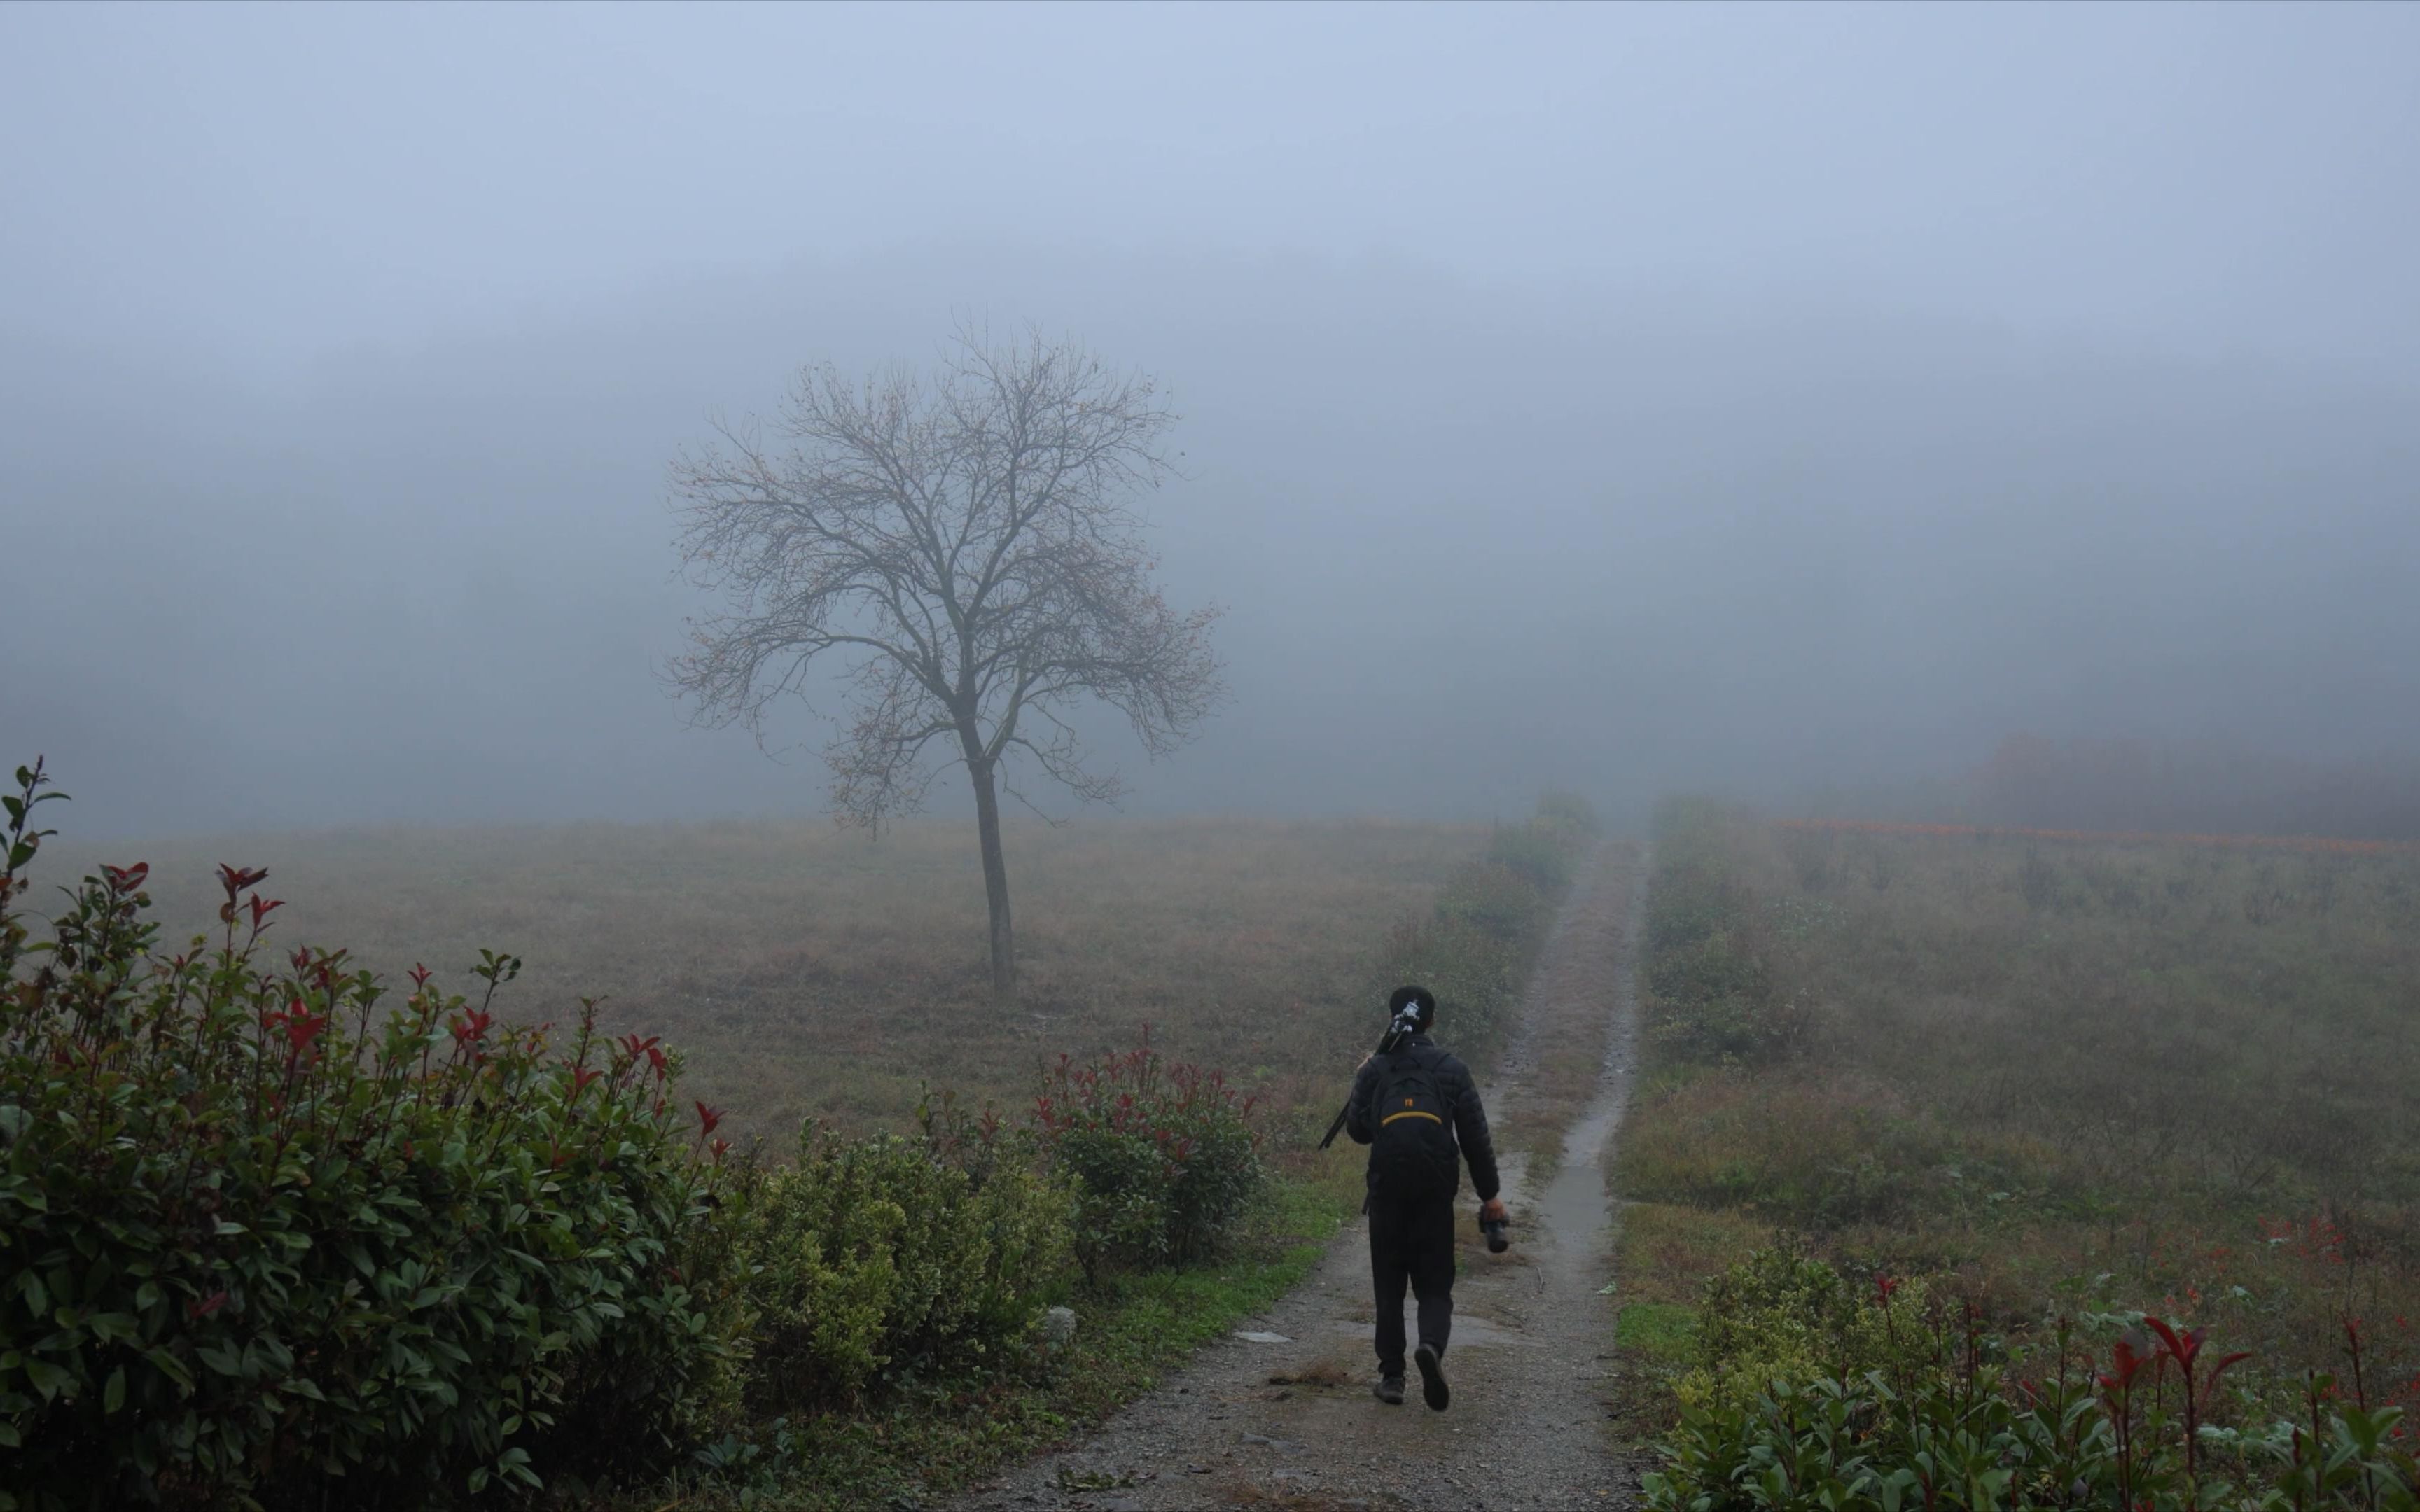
[{"xmin": 1343, "ymin": 1054, "xmax": 1382, "ymax": 1145}]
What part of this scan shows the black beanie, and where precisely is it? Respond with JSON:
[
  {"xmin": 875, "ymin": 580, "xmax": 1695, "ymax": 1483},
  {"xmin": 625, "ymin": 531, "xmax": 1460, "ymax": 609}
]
[{"xmin": 1389, "ymin": 984, "xmax": 1437, "ymax": 1029}]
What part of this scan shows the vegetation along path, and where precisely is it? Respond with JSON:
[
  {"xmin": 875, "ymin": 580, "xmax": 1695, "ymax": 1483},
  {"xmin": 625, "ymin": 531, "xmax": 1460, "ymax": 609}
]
[{"xmin": 945, "ymin": 846, "xmax": 1646, "ymax": 1512}]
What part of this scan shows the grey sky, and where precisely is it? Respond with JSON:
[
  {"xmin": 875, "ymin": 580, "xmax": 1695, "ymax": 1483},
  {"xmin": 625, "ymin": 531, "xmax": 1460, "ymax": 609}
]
[
  {"xmin": 9, "ymin": 4, "xmax": 2414, "ymax": 374},
  {"xmin": 6, "ymin": 2, "xmax": 2418, "ymax": 838}
]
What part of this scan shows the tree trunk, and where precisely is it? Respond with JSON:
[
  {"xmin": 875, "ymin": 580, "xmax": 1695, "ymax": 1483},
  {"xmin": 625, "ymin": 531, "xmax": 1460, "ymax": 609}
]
[{"xmin": 966, "ymin": 755, "xmax": 1016, "ymax": 996}]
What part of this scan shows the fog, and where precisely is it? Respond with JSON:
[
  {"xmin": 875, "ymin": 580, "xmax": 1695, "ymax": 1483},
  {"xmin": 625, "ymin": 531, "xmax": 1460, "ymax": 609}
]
[{"xmin": 6, "ymin": 3, "xmax": 2418, "ymax": 839}]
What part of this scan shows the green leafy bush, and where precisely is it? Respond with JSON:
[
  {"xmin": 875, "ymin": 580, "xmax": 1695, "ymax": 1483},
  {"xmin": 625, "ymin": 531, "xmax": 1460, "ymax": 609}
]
[
  {"xmin": 1647, "ymin": 1301, "xmax": 2412, "ymax": 1512},
  {"xmin": 1034, "ymin": 1041, "xmax": 1265, "ymax": 1281},
  {"xmin": 0, "ymin": 762, "xmax": 739, "ymax": 1511},
  {"xmin": 1678, "ymin": 1242, "xmax": 1930, "ymax": 1418},
  {"xmin": 741, "ymin": 1096, "xmax": 1074, "ymax": 1408}
]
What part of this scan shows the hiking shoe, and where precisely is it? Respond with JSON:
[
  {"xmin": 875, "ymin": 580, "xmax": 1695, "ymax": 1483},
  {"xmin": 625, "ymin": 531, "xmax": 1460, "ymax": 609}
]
[
  {"xmin": 1414, "ymin": 1343, "xmax": 1450, "ymax": 1411},
  {"xmin": 1374, "ymin": 1374, "xmax": 1405, "ymax": 1406}
]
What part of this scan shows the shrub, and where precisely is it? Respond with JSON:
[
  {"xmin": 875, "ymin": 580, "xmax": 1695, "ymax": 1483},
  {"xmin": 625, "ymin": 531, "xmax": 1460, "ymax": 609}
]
[
  {"xmin": 1434, "ymin": 862, "xmax": 1545, "ymax": 944},
  {"xmin": 1646, "ymin": 1302, "xmax": 2404, "ymax": 1512},
  {"xmin": 741, "ymin": 1097, "xmax": 1075, "ymax": 1409},
  {"xmin": 0, "ymin": 762, "xmax": 738, "ymax": 1511},
  {"xmin": 1676, "ymin": 1241, "xmax": 1930, "ymax": 1418},
  {"xmin": 1034, "ymin": 1040, "xmax": 1264, "ymax": 1282}
]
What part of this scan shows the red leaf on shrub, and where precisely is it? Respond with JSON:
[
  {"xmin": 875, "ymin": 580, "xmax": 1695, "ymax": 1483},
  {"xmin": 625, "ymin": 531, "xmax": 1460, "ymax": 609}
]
[
  {"xmin": 696, "ymin": 1102, "xmax": 724, "ymax": 1138},
  {"xmin": 710, "ymin": 1137, "xmax": 730, "ymax": 1163},
  {"xmin": 646, "ymin": 1045, "xmax": 667, "ymax": 1077},
  {"xmin": 190, "ymin": 1290, "xmax": 228, "ymax": 1320},
  {"xmin": 408, "ymin": 963, "xmax": 432, "ymax": 988},
  {"xmin": 246, "ymin": 895, "xmax": 285, "ymax": 930},
  {"xmin": 450, "ymin": 1008, "xmax": 494, "ymax": 1045},
  {"xmin": 570, "ymin": 1065, "xmax": 602, "ymax": 1100},
  {"xmin": 101, "ymin": 862, "xmax": 149, "ymax": 892},
  {"xmin": 2145, "ymin": 1316, "xmax": 2204, "ymax": 1371},
  {"xmin": 216, "ymin": 863, "xmax": 269, "ymax": 900},
  {"xmin": 2098, "ymin": 1331, "xmax": 2153, "ymax": 1393},
  {"xmin": 279, "ymin": 1002, "xmax": 329, "ymax": 1056}
]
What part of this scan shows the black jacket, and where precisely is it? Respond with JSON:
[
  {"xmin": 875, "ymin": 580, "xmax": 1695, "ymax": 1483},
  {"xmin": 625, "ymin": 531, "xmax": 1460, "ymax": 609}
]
[{"xmin": 1344, "ymin": 1034, "xmax": 1499, "ymax": 1201}]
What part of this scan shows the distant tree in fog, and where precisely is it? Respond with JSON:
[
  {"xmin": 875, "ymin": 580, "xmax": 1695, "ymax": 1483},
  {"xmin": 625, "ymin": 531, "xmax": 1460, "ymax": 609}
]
[{"xmin": 667, "ymin": 328, "xmax": 1225, "ymax": 995}]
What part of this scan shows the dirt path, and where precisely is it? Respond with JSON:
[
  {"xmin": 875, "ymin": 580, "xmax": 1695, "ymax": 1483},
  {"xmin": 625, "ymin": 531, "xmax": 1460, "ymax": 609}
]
[{"xmin": 945, "ymin": 848, "xmax": 1646, "ymax": 1512}]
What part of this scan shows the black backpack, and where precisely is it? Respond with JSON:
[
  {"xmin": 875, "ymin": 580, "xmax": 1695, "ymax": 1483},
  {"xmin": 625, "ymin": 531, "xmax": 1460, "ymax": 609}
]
[{"xmin": 1368, "ymin": 1044, "xmax": 1459, "ymax": 1197}]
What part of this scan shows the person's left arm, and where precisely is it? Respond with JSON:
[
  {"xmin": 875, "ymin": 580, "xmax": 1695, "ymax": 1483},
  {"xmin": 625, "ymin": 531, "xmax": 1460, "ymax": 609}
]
[{"xmin": 1445, "ymin": 1059, "xmax": 1501, "ymax": 1202}]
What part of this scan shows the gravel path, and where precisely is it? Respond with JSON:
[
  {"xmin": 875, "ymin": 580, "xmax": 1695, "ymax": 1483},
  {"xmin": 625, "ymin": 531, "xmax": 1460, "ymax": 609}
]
[{"xmin": 943, "ymin": 848, "xmax": 1646, "ymax": 1512}]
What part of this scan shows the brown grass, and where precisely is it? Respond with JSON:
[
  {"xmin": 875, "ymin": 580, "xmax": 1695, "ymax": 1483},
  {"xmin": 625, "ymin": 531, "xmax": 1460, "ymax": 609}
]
[
  {"xmin": 84, "ymin": 816, "xmax": 1482, "ymax": 1144},
  {"xmin": 1615, "ymin": 800, "xmax": 2420, "ymax": 1418}
]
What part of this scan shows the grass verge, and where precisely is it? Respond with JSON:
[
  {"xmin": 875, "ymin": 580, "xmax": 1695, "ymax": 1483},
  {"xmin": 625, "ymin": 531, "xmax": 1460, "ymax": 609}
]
[{"xmin": 1611, "ymin": 796, "xmax": 2420, "ymax": 1442}]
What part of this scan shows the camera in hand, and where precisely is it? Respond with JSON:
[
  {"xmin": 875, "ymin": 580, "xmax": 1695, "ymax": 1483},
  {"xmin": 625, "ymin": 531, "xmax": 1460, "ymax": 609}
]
[{"xmin": 1479, "ymin": 1212, "xmax": 1510, "ymax": 1254}]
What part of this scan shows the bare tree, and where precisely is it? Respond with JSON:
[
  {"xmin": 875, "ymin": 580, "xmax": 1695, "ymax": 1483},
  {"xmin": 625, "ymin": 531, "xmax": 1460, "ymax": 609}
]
[{"xmin": 667, "ymin": 329, "xmax": 1225, "ymax": 995}]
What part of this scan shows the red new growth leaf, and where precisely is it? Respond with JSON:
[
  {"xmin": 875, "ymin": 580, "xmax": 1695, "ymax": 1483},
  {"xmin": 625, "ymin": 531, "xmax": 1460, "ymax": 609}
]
[
  {"xmin": 569, "ymin": 1065, "xmax": 603, "ymax": 1100},
  {"xmin": 101, "ymin": 862, "xmax": 150, "ymax": 892},
  {"xmin": 190, "ymin": 1289, "xmax": 228, "ymax": 1320},
  {"xmin": 216, "ymin": 863, "xmax": 270, "ymax": 901},
  {"xmin": 696, "ymin": 1101, "xmax": 724, "ymax": 1138},
  {"xmin": 280, "ymin": 1001, "xmax": 328, "ymax": 1056},
  {"xmin": 408, "ymin": 963, "xmax": 432, "ymax": 988},
  {"xmin": 2098, "ymin": 1331, "xmax": 2153, "ymax": 1392},
  {"xmin": 2146, "ymin": 1316, "xmax": 2205, "ymax": 1371},
  {"xmin": 710, "ymin": 1137, "xmax": 731, "ymax": 1163},
  {"xmin": 247, "ymin": 895, "xmax": 285, "ymax": 930},
  {"xmin": 449, "ymin": 1008, "xmax": 494, "ymax": 1045}
]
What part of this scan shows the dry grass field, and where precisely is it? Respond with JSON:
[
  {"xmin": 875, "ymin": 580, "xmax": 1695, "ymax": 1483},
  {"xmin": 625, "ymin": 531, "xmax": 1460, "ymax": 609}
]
[
  {"xmin": 76, "ymin": 816, "xmax": 1484, "ymax": 1146},
  {"xmin": 1615, "ymin": 800, "xmax": 2420, "ymax": 1427}
]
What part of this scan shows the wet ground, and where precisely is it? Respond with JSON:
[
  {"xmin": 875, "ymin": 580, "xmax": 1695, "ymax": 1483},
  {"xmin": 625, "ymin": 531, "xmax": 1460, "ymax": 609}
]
[{"xmin": 940, "ymin": 847, "xmax": 1646, "ymax": 1512}]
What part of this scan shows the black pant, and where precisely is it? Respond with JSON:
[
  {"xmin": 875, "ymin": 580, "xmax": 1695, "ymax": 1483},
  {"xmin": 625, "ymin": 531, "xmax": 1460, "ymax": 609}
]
[{"xmin": 1367, "ymin": 1188, "xmax": 1456, "ymax": 1377}]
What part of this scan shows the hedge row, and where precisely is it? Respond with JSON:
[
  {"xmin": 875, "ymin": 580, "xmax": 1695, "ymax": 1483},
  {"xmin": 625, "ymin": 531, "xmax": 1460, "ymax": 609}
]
[
  {"xmin": 1, "ymin": 762, "xmax": 744, "ymax": 1511},
  {"xmin": 0, "ymin": 760, "xmax": 1265, "ymax": 1510}
]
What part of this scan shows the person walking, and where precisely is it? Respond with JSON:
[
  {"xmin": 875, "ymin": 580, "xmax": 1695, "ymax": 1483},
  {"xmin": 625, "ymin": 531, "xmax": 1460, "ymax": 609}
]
[{"xmin": 1344, "ymin": 984, "xmax": 1504, "ymax": 1410}]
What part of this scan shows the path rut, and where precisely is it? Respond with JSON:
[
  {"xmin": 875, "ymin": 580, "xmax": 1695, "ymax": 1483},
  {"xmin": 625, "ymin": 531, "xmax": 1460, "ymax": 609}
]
[{"xmin": 943, "ymin": 847, "xmax": 1646, "ymax": 1512}]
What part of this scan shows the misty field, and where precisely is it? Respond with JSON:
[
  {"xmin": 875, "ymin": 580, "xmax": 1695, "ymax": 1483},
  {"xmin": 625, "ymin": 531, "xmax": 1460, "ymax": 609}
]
[
  {"xmin": 1616, "ymin": 802, "xmax": 2420, "ymax": 1432},
  {"xmin": 85, "ymin": 816, "xmax": 1484, "ymax": 1142}
]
